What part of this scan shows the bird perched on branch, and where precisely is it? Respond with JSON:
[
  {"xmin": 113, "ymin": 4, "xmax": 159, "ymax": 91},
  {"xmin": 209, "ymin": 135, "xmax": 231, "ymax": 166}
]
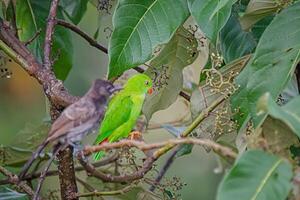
[
  {"xmin": 19, "ymin": 79, "xmax": 117, "ymax": 179},
  {"xmin": 93, "ymin": 74, "xmax": 153, "ymax": 160}
]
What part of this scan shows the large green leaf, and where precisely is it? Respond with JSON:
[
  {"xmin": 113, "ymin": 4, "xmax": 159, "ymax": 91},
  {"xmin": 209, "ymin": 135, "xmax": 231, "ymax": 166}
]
[
  {"xmin": 239, "ymin": 0, "xmax": 279, "ymax": 31},
  {"xmin": 257, "ymin": 93, "xmax": 300, "ymax": 138},
  {"xmin": 59, "ymin": 0, "xmax": 88, "ymax": 24},
  {"xmin": 188, "ymin": 0, "xmax": 236, "ymax": 44},
  {"xmin": 217, "ymin": 150, "xmax": 292, "ymax": 200},
  {"xmin": 231, "ymin": 2, "xmax": 300, "ymax": 128},
  {"xmin": 108, "ymin": 0, "xmax": 189, "ymax": 79},
  {"xmin": 16, "ymin": 0, "xmax": 73, "ymax": 80},
  {"xmin": 220, "ymin": 14, "xmax": 256, "ymax": 63},
  {"xmin": 142, "ymin": 27, "xmax": 198, "ymax": 120}
]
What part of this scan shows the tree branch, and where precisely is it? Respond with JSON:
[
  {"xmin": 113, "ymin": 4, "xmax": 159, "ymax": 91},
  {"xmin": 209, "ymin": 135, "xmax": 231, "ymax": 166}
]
[
  {"xmin": 83, "ymin": 138, "xmax": 236, "ymax": 159},
  {"xmin": 43, "ymin": 0, "xmax": 60, "ymax": 69},
  {"xmin": 24, "ymin": 29, "xmax": 41, "ymax": 46},
  {"xmin": 0, "ymin": 166, "xmax": 34, "ymax": 198},
  {"xmin": 56, "ymin": 19, "xmax": 108, "ymax": 54},
  {"xmin": 0, "ymin": 19, "xmax": 79, "ymax": 108},
  {"xmin": 76, "ymin": 184, "xmax": 135, "ymax": 197},
  {"xmin": 149, "ymin": 146, "xmax": 180, "ymax": 192},
  {"xmin": 57, "ymin": 147, "xmax": 78, "ymax": 200}
]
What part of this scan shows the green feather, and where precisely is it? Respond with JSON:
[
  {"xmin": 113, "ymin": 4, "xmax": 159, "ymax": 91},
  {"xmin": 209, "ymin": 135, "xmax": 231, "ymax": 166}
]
[{"xmin": 93, "ymin": 74, "xmax": 153, "ymax": 160}]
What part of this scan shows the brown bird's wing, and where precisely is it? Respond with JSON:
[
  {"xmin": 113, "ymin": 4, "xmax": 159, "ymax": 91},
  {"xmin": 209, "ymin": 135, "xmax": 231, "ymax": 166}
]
[{"xmin": 47, "ymin": 99, "xmax": 96, "ymax": 142}]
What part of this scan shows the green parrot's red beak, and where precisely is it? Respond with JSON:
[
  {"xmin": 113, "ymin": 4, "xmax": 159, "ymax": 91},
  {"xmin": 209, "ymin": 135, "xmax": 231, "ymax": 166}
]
[{"xmin": 148, "ymin": 88, "xmax": 153, "ymax": 95}]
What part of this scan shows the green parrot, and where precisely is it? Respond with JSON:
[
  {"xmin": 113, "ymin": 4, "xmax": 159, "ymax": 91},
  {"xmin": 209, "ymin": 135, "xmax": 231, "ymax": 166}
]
[{"xmin": 93, "ymin": 74, "xmax": 153, "ymax": 160}]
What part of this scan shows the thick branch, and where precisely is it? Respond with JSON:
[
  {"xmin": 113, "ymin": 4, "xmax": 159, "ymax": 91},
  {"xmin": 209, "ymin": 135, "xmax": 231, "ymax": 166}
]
[
  {"xmin": 57, "ymin": 147, "xmax": 78, "ymax": 200},
  {"xmin": 43, "ymin": 0, "xmax": 59, "ymax": 69},
  {"xmin": 0, "ymin": 20, "xmax": 78, "ymax": 108},
  {"xmin": 0, "ymin": 166, "xmax": 34, "ymax": 198}
]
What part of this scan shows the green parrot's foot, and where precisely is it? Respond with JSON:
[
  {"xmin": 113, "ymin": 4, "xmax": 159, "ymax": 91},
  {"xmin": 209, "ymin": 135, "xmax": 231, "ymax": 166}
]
[{"xmin": 128, "ymin": 131, "xmax": 142, "ymax": 140}]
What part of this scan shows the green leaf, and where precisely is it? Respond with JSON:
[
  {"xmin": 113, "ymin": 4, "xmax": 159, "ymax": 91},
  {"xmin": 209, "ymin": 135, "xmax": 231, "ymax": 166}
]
[
  {"xmin": 59, "ymin": 0, "xmax": 88, "ymax": 24},
  {"xmin": 142, "ymin": 27, "xmax": 198, "ymax": 120},
  {"xmin": 231, "ymin": 2, "xmax": 300, "ymax": 128},
  {"xmin": 16, "ymin": 0, "xmax": 73, "ymax": 80},
  {"xmin": 211, "ymin": 0, "xmax": 238, "ymax": 17},
  {"xmin": 175, "ymin": 144, "xmax": 193, "ymax": 158},
  {"xmin": 108, "ymin": 0, "xmax": 189, "ymax": 79},
  {"xmin": 217, "ymin": 150, "xmax": 292, "ymax": 200},
  {"xmin": 257, "ymin": 93, "xmax": 300, "ymax": 138},
  {"xmin": 188, "ymin": 0, "xmax": 236, "ymax": 44},
  {"xmin": 3, "ymin": 0, "xmax": 16, "ymax": 25},
  {"xmin": 220, "ymin": 14, "xmax": 256, "ymax": 63},
  {"xmin": 251, "ymin": 15, "xmax": 274, "ymax": 40},
  {"xmin": 93, "ymin": 27, "xmax": 100, "ymax": 40},
  {"xmin": 0, "ymin": 187, "xmax": 27, "ymax": 200},
  {"xmin": 239, "ymin": 0, "xmax": 279, "ymax": 31}
]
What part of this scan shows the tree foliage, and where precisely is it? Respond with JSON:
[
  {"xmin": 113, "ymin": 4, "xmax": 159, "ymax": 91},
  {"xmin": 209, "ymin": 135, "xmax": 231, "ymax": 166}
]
[{"xmin": 0, "ymin": 0, "xmax": 300, "ymax": 199}]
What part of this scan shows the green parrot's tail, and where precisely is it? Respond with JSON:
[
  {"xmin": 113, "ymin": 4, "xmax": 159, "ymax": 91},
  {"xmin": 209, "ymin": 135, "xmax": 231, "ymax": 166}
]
[{"xmin": 93, "ymin": 151, "xmax": 106, "ymax": 161}]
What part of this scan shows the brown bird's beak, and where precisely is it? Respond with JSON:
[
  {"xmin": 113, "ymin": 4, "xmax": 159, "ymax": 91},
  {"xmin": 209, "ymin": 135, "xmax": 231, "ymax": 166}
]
[
  {"xmin": 147, "ymin": 88, "xmax": 153, "ymax": 95},
  {"xmin": 110, "ymin": 85, "xmax": 122, "ymax": 94}
]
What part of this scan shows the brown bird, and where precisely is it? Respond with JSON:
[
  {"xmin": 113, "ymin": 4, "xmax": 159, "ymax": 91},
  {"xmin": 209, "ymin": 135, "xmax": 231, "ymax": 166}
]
[{"xmin": 19, "ymin": 79, "xmax": 117, "ymax": 179}]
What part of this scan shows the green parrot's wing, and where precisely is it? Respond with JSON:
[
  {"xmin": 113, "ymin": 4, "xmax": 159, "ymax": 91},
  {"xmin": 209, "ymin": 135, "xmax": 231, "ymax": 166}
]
[{"xmin": 94, "ymin": 94, "xmax": 133, "ymax": 145}]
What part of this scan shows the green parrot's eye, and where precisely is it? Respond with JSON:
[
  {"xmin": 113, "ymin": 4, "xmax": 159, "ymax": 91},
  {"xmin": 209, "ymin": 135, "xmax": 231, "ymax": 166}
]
[{"xmin": 145, "ymin": 80, "xmax": 149, "ymax": 85}]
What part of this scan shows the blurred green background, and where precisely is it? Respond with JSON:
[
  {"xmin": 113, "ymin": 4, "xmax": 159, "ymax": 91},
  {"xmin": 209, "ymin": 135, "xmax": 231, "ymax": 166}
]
[{"xmin": 0, "ymin": 3, "xmax": 222, "ymax": 200}]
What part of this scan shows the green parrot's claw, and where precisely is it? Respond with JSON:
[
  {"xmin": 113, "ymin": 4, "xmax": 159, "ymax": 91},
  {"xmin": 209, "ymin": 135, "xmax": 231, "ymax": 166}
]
[{"xmin": 129, "ymin": 131, "xmax": 142, "ymax": 140}]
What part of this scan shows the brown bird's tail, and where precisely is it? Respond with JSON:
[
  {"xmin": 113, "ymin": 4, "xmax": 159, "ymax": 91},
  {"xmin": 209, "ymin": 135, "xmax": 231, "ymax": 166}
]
[{"xmin": 18, "ymin": 140, "xmax": 50, "ymax": 179}]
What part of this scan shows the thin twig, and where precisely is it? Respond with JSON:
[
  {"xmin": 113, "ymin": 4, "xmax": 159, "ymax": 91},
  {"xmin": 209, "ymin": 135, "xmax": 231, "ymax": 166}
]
[
  {"xmin": 0, "ymin": 153, "xmax": 118, "ymax": 186},
  {"xmin": 83, "ymin": 138, "xmax": 236, "ymax": 159},
  {"xmin": 149, "ymin": 146, "xmax": 181, "ymax": 192},
  {"xmin": 179, "ymin": 91, "xmax": 191, "ymax": 101},
  {"xmin": 33, "ymin": 145, "xmax": 62, "ymax": 200},
  {"xmin": 76, "ymin": 184, "xmax": 135, "ymax": 197},
  {"xmin": 24, "ymin": 29, "xmax": 41, "ymax": 46},
  {"xmin": 0, "ymin": 166, "xmax": 34, "ymax": 198},
  {"xmin": 56, "ymin": 19, "xmax": 108, "ymax": 54},
  {"xmin": 43, "ymin": 0, "xmax": 60, "ymax": 69},
  {"xmin": 76, "ymin": 176, "xmax": 96, "ymax": 192}
]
